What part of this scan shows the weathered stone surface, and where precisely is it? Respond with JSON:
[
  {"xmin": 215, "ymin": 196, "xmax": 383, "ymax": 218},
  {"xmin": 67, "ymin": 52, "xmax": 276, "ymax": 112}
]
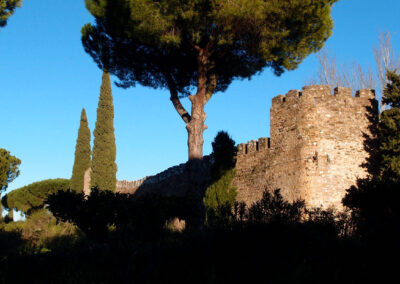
[{"xmin": 234, "ymin": 85, "xmax": 377, "ymax": 209}]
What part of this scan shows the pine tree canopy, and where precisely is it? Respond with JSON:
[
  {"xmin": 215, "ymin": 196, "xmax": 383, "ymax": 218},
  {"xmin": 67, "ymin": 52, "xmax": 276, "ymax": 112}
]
[
  {"xmin": 91, "ymin": 71, "xmax": 117, "ymax": 191},
  {"xmin": 82, "ymin": 0, "xmax": 337, "ymax": 93},
  {"xmin": 0, "ymin": 0, "xmax": 22, "ymax": 28},
  {"xmin": 2, "ymin": 178, "xmax": 69, "ymax": 215},
  {"xmin": 82, "ymin": 0, "xmax": 337, "ymax": 160},
  {"xmin": 379, "ymin": 71, "xmax": 400, "ymax": 182},
  {"xmin": 0, "ymin": 148, "xmax": 21, "ymax": 192},
  {"xmin": 70, "ymin": 108, "xmax": 92, "ymax": 192}
]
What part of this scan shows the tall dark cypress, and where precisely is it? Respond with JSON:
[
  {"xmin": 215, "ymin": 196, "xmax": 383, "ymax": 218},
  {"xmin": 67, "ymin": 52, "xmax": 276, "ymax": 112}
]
[
  {"xmin": 70, "ymin": 108, "xmax": 91, "ymax": 192},
  {"xmin": 91, "ymin": 71, "xmax": 117, "ymax": 191}
]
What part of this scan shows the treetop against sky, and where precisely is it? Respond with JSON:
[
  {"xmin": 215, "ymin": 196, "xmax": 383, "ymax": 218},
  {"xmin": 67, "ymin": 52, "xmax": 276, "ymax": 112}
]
[
  {"xmin": 82, "ymin": 0, "xmax": 336, "ymax": 160},
  {"xmin": 0, "ymin": 0, "xmax": 399, "ymax": 193}
]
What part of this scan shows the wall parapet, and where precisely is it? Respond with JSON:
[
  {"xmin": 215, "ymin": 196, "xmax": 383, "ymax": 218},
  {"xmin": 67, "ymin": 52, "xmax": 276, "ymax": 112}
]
[
  {"xmin": 116, "ymin": 155, "xmax": 213, "ymax": 193},
  {"xmin": 271, "ymin": 85, "xmax": 375, "ymax": 108},
  {"xmin": 237, "ymin": 137, "xmax": 270, "ymax": 155}
]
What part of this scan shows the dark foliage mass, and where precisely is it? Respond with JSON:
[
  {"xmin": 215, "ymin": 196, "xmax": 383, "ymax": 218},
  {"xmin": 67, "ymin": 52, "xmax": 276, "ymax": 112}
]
[
  {"xmin": 2, "ymin": 185, "xmax": 397, "ymax": 283},
  {"xmin": 82, "ymin": 0, "xmax": 337, "ymax": 161},
  {"xmin": 343, "ymin": 178, "xmax": 400, "ymax": 241},
  {"xmin": 82, "ymin": 0, "xmax": 337, "ymax": 96},
  {"xmin": 344, "ymin": 71, "xmax": 400, "ymax": 241},
  {"xmin": 47, "ymin": 188, "xmax": 194, "ymax": 243},
  {"xmin": 210, "ymin": 131, "xmax": 237, "ymax": 179}
]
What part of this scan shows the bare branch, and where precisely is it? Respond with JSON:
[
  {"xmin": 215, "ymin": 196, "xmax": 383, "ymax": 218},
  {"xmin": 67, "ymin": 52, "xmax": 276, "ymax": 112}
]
[
  {"xmin": 308, "ymin": 47, "xmax": 377, "ymax": 92},
  {"xmin": 170, "ymin": 90, "xmax": 191, "ymax": 124},
  {"xmin": 374, "ymin": 30, "xmax": 400, "ymax": 112}
]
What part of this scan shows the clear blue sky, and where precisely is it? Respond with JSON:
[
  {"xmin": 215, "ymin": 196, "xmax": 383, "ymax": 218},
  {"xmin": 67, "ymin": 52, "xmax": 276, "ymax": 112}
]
[{"xmin": 1, "ymin": 0, "xmax": 399, "ymax": 194}]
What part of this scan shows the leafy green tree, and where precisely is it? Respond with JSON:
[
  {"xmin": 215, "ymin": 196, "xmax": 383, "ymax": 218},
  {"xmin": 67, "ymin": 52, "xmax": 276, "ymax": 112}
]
[
  {"xmin": 0, "ymin": 148, "xmax": 20, "ymax": 192},
  {"xmin": 0, "ymin": 0, "xmax": 22, "ymax": 28},
  {"xmin": 91, "ymin": 71, "xmax": 117, "ymax": 191},
  {"xmin": 379, "ymin": 71, "xmax": 400, "ymax": 182},
  {"xmin": 2, "ymin": 178, "xmax": 69, "ymax": 216},
  {"xmin": 204, "ymin": 131, "xmax": 237, "ymax": 226},
  {"xmin": 70, "ymin": 108, "xmax": 91, "ymax": 192},
  {"xmin": 82, "ymin": 0, "xmax": 337, "ymax": 160}
]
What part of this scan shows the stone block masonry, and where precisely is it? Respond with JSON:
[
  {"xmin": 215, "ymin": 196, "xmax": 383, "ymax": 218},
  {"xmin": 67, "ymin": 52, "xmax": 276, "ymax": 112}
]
[
  {"xmin": 234, "ymin": 85, "xmax": 377, "ymax": 209},
  {"xmin": 114, "ymin": 85, "xmax": 377, "ymax": 210}
]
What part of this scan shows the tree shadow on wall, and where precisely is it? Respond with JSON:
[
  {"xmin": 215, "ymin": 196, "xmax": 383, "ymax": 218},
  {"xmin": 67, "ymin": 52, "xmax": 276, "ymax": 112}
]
[
  {"xmin": 132, "ymin": 131, "xmax": 238, "ymax": 228},
  {"xmin": 132, "ymin": 157, "xmax": 213, "ymax": 228}
]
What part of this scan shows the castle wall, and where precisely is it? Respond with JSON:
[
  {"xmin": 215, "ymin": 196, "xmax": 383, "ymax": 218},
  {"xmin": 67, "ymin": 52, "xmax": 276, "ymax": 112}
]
[
  {"xmin": 234, "ymin": 85, "xmax": 376, "ymax": 209},
  {"xmin": 113, "ymin": 85, "xmax": 377, "ymax": 210}
]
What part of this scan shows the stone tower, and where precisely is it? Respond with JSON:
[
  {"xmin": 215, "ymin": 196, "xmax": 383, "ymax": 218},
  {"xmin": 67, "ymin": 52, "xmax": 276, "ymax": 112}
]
[{"xmin": 234, "ymin": 85, "xmax": 377, "ymax": 209}]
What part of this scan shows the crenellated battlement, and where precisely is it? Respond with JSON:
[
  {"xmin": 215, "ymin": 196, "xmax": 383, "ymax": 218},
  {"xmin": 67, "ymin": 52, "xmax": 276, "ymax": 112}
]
[
  {"xmin": 237, "ymin": 137, "xmax": 271, "ymax": 155},
  {"xmin": 271, "ymin": 85, "xmax": 375, "ymax": 108},
  {"xmin": 239, "ymin": 85, "xmax": 375, "ymax": 157}
]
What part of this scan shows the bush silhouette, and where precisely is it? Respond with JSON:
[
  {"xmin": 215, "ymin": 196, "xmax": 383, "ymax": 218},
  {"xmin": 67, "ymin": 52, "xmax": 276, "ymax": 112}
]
[
  {"xmin": 246, "ymin": 188, "xmax": 305, "ymax": 225},
  {"xmin": 47, "ymin": 188, "xmax": 190, "ymax": 243}
]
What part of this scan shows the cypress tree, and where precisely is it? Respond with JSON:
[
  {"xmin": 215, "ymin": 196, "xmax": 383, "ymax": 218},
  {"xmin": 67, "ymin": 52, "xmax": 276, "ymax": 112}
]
[
  {"xmin": 203, "ymin": 131, "xmax": 238, "ymax": 226},
  {"xmin": 91, "ymin": 71, "xmax": 117, "ymax": 191},
  {"xmin": 70, "ymin": 108, "xmax": 91, "ymax": 192}
]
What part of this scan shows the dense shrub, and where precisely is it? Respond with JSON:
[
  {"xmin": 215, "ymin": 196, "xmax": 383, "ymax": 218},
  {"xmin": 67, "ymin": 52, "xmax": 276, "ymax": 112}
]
[
  {"xmin": 47, "ymin": 188, "xmax": 191, "ymax": 243},
  {"xmin": 245, "ymin": 189, "xmax": 305, "ymax": 225},
  {"xmin": 343, "ymin": 178, "xmax": 400, "ymax": 240},
  {"xmin": 0, "ymin": 209, "xmax": 80, "ymax": 255},
  {"xmin": 1, "ymin": 185, "xmax": 396, "ymax": 283}
]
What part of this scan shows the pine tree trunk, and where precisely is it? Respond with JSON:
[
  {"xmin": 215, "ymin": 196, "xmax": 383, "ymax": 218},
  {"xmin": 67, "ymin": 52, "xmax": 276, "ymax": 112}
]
[
  {"xmin": 186, "ymin": 94, "xmax": 207, "ymax": 160},
  {"xmin": 187, "ymin": 54, "xmax": 208, "ymax": 160},
  {"xmin": 170, "ymin": 49, "xmax": 211, "ymax": 161}
]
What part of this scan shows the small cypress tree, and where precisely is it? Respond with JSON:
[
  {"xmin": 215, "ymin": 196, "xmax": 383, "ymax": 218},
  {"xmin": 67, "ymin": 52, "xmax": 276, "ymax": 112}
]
[
  {"xmin": 203, "ymin": 131, "xmax": 238, "ymax": 226},
  {"xmin": 70, "ymin": 108, "xmax": 91, "ymax": 192},
  {"xmin": 91, "ymin": 71, "xmax": 117, "ymax": 191}
]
